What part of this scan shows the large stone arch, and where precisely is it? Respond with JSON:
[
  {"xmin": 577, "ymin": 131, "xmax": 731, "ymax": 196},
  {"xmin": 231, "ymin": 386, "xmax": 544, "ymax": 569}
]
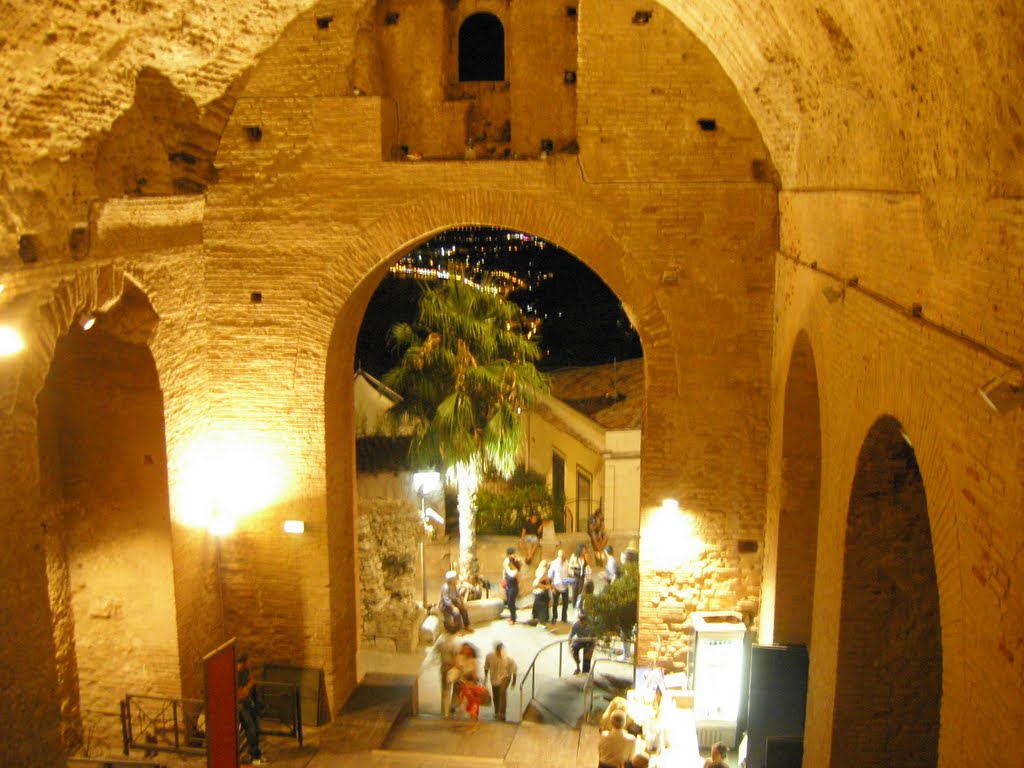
[
  {"xmin": 1, "ymin": 265, "xmax": 191, "ymax": 762},
  {"xmin": 315, "ymin": 189, "xmax": 667, "ymax": 704}
]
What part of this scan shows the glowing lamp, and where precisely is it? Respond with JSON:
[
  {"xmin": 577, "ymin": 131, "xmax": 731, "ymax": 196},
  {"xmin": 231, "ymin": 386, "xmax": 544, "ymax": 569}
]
[
  {"xmin": 0, "ymin": 325, "xmax": 25, "ymax": 356},
  {"xmin": 283, "ymin": 520, "xmax": 305, "ymax": 534},
  {"xmin": 413, "ymin": 471, "xmax": 442, "ymax": 495}
]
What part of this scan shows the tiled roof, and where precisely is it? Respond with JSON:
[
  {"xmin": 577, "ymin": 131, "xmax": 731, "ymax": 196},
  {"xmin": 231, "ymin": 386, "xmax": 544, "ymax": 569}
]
[{"xmin": 545, "ymin": 357, "xmax": 644, "ymax": 430}]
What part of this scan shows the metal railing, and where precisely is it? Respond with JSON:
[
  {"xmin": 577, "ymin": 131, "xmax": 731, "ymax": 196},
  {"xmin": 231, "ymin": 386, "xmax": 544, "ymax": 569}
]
[
  {"xmin": 120, "ymin": 694, "xmax": 205, "ymax": 757},
  {"xmin": 517, "ymin": 638, "xmax": 572, "ymax": 723},
  {"xmin": 253, "ymin": 680, "xmax": 303, "ymax": 746},
  {"xmin": 120, "ymin": 680, "xmax": 302, "ymax": 759},
  {"xmin": 581, "ymin": 650, "xmax": 637, "ymax": 725}
]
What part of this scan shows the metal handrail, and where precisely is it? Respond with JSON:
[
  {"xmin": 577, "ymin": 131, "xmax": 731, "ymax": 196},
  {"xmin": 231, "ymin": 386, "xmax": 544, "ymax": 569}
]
[
  {"xmin": 517, "ymin": 638, "xmax": 570, "ymax": 719},
  {"xmin": 581, "ymin": 650, "xmax": 637, "ymax": 725},
  {"xmin": 120, "ymin": 694, "xmax": 205, "ymax": 757}
]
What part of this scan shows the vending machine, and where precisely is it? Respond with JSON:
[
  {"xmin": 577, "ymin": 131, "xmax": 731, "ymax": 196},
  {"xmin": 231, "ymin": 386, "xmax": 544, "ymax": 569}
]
[{"xmin": 687, "ymin": 611, "xmax": 747, "ymax": 749}]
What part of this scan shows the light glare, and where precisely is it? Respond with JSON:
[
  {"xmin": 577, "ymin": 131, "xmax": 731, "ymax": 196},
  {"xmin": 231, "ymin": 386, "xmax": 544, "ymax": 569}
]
[{"xmin": 0, "ymin": 325, "xmax": 25, "ymax": 356}]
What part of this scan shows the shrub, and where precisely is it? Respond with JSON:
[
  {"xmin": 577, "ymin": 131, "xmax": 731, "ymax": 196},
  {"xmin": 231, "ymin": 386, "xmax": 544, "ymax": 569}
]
[{"xmin": 474, "ymin": 466, "xmax": 553, "ymax": 535}]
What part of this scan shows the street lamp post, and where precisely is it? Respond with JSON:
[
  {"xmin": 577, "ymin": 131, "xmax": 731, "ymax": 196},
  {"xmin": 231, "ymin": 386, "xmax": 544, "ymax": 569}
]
[{"xmin": 412, "ymin": 471, "xmax": 442, "ymax": 608}]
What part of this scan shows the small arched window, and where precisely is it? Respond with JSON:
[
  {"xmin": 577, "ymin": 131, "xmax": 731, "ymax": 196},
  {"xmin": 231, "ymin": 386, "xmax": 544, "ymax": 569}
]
[{"xmin": 459, "ymin": 13, "xmax": 505, "ymax": 82}]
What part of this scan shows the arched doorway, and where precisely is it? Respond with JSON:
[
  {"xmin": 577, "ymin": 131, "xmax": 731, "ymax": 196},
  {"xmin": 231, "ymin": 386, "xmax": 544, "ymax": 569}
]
[
  {"xmin": 773, "ymin": 331, "xmax": 820, "ymax": 646},
  {"xmin": 831, "ymin": 415, "xmax": 941, "ymax": 767},
  {"xmin": 37, "ymin": 281, "xmax": 179, "ymax": 754},
  {"xmin": 458, "ymin": 12, "xmax": 505, "ymax": 82},
  {"xmin": 345, "ymin": 224, "xmax": 644, "ymax": 673}
]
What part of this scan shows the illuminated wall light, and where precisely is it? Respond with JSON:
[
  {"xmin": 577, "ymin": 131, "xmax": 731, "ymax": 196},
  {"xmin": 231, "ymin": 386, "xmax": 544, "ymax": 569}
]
[
  {"xmin": 175, "ymin": 435, "xmax": 287, "ymax": 530},
  {"xmin": 0, "ymin": 325, "xmax": 26, "ymax": 356},
  {"xmin": 208, "ymin": 510, "xmax": 236, "ymax": 537},
  {"xmin": 643, "ymin": 498, "xmax": 703, "ymax": 570},
  {"xmin": 283, "ymin": 520, "xmax": 305, "ymax": 534},
  {"xmin": 80, "ymin": 313, "xmax": 97, "ymax": 331}
]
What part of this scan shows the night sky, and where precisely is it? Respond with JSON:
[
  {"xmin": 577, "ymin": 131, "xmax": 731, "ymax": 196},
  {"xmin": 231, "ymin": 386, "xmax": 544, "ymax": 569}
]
[{"xmin": 355, "ymin": 227, "xmax": 642, "ymax": 377}]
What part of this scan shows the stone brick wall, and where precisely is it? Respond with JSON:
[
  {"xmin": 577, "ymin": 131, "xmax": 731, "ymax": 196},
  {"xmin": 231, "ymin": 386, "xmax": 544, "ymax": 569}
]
[
  {"xmin": 36, "ymin": 318, "xmax": 181, "ymax": 755},
  {"xmin": 358, "ymin": 497, "xmax": 422, "ymax": 653},
  {"xmin": 767, "ymin": 191, "xmax": 1024, "ymax": 766},
  {"xmin": 1, "ymin": 1, "xmax": 1020, "ymax": 766}
]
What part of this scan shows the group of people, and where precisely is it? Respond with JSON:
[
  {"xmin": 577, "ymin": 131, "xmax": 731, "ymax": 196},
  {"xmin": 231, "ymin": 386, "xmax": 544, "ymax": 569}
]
[{"xmin": 438, "ymin": 635, "xmax": 519, "ymax": 721}]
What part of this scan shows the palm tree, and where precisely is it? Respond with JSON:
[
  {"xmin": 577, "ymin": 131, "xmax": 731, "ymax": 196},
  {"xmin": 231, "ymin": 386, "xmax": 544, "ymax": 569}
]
[{"xmin": 382, "ymin": 279, "xmax": 548, "ymax": 578}]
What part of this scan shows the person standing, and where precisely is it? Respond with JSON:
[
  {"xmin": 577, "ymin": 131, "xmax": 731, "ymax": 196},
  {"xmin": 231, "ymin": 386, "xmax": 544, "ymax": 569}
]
[
  {"xmin": 236, "ymin": 653, "xmax": 266, "ymax": 765},
  {"xmin": 548, "ymin": 549, "xmax": 571, "ymax": 623},
  {"xmin": 484, "ymin": 641, "xmax": 518, "ymax": 722},
  {"xmin": 568, "ymin": 543, "xmax": 590, "ymax": 606},
  {"xmin": 501, "ymin": 547, "xmax": 521, "ymax": 624},
  {"xmin": 437, "ymin": 633, "xmax": 461, "ymax": 718},
  {"xmin": 454, "ymin": 643, "xmax": 488, "ymax": 720},
  {"xmin": 569, "ymin": 612, "xmax": 595, "ymax": 674},
  {"xmin": 530, "ymin": 559, "xmax": 553, "ymax": 624},
  {"xmin": 604, "ymin": 545, "xmax": 620, "ymax": 584}
]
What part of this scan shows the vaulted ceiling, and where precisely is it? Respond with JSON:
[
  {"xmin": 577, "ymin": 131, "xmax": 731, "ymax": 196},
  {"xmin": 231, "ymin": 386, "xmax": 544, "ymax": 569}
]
[{"xmin": 1, "ymin": 0, "xmax": 1020, "ymax": 251}]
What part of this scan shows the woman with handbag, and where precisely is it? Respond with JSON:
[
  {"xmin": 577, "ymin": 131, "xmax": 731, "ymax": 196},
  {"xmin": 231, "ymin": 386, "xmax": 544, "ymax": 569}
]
[{"xmin": 454, "ymin": 643, "xmax": 489, "ymax": 720}]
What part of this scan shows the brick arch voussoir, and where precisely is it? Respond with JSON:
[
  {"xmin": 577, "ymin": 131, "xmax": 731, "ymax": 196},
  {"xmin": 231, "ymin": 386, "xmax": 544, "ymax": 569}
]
[
  {"xmin": 313, "ymin": 189, "xmax": 663, "ymax": 371},
  {"xmin": 10, "ymin": 265, "xmax": 165, "ymax": 416}
]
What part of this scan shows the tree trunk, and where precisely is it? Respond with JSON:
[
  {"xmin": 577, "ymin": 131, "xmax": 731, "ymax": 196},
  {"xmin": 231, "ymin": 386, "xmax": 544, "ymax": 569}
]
[{"xmin": 454, "ymin": 463, "xmax": 479, "ymax": 579}]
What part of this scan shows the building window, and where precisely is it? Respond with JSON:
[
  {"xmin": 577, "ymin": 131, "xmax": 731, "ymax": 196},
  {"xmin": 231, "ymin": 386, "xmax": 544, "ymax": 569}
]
[
  {"xmin": 459, "ymin": 13, "xmax": 505, "ymax": 82},
  {"xmin": 552, "ymin": 451, "xmax": 566, "ymax": 529},
  {"xmin": 577, "ymin": 468, "xmax": 592, "ymax": 534}
]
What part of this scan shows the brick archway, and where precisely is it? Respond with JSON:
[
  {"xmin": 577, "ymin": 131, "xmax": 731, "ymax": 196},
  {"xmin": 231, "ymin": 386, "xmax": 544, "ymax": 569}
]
[
  {"xmin": 831, "ymin": 415, "xmax": 941, "ymax": 767},
  {"xmin": 317, "ymin": 190, "xmax": 661, "ymax": 705},
  {"xmin": 766, "ymin": 329, "xmax": 821, "ymax": 647}
]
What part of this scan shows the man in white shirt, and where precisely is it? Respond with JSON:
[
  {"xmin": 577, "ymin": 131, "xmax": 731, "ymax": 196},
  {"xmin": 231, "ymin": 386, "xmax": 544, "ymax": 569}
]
[
  {"xmin": 548, "ymin": 549, "xmax": 571, "ymax": 623},
  {"xmin": 598, "ymin": 710, "xmax": 637, "ymax": 768},
  {"xmin": 483, "ymin": 641, "xmax": 518, "ymax": 721}
]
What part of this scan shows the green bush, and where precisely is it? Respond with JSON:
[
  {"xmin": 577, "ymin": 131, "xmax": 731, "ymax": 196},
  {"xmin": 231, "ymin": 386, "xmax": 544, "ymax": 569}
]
[
  {"xmin": 474, "ymin": 466, "xmax": 553, "ymax": 536},
  {"xmin": 584, "ymin": 562, "xmax": 639, "ymax": 642}
]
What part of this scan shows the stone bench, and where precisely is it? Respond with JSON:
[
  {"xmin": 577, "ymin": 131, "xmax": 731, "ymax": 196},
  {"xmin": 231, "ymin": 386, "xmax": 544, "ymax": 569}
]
[{"xmin": 421, "ymin": 597, "xmax": 507, "ymax": 644}]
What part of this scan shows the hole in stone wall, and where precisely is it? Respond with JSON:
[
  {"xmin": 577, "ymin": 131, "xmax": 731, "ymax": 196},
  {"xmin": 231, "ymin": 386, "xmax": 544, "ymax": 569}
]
[
  {"xmin": 564, "ymin": 70, "xmax": 577, "ymax": 85},
  {"xmin": 385, "ymin": 11, "xmax": 399, "ymax": 25},
  {"xmin": 251, "ymin": 292, "xmax": 263, "ymax": 304},
  {"xmin": 245, "ymin": 125, "xmax": 263, "ymax": 141},
  {"xmin": 540, "ymin": 139, "xmax": 554, "ymax": 153},
  {"xmin": 69, "ymin": 225, "xmax": 89, "ymax": 261},
  {"xmin": 566, "ymin": 6, "xmax": 578, "ymax": 18},
  {"xmin": 316, "ymin": 15, "xmax": 333, "ymax": 29},
  {"xmin": 738, "ymin": 540, "xmax": 759, "ymax": 554},
  {"xmin": 698, "ymin": 118, "xmax": 717, "ymax": 131},
  {"xmin": 752, "ymin": 159, "xmax": 768, "ymax": 180},
  {"xmin": 144, "ymin": 454, "xmax": 154, "ymax": 465},
  {"xmin": 19, "ymin": 234, "xmax": 40, "ymax": 263},
  {"xmin": 633, "ymin": 10, "xmax": 652, "ymax": 24},
  {"xmin": 168, "ymin": 151, "xmax": 198, "ymax": 165}
]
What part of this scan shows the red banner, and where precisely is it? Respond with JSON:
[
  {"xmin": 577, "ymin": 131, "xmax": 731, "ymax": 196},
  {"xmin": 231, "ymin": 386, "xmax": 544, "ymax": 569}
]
[{"xmin": 203, "ymin": 639, "xmax": 239, "ymax": 768}]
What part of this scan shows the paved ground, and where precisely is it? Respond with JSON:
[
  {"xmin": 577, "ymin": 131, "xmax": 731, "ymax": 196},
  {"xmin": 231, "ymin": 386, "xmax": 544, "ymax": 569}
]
[{"xmin": 97, "ymin": 601, "xmax": 669, "ymax": 768}]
